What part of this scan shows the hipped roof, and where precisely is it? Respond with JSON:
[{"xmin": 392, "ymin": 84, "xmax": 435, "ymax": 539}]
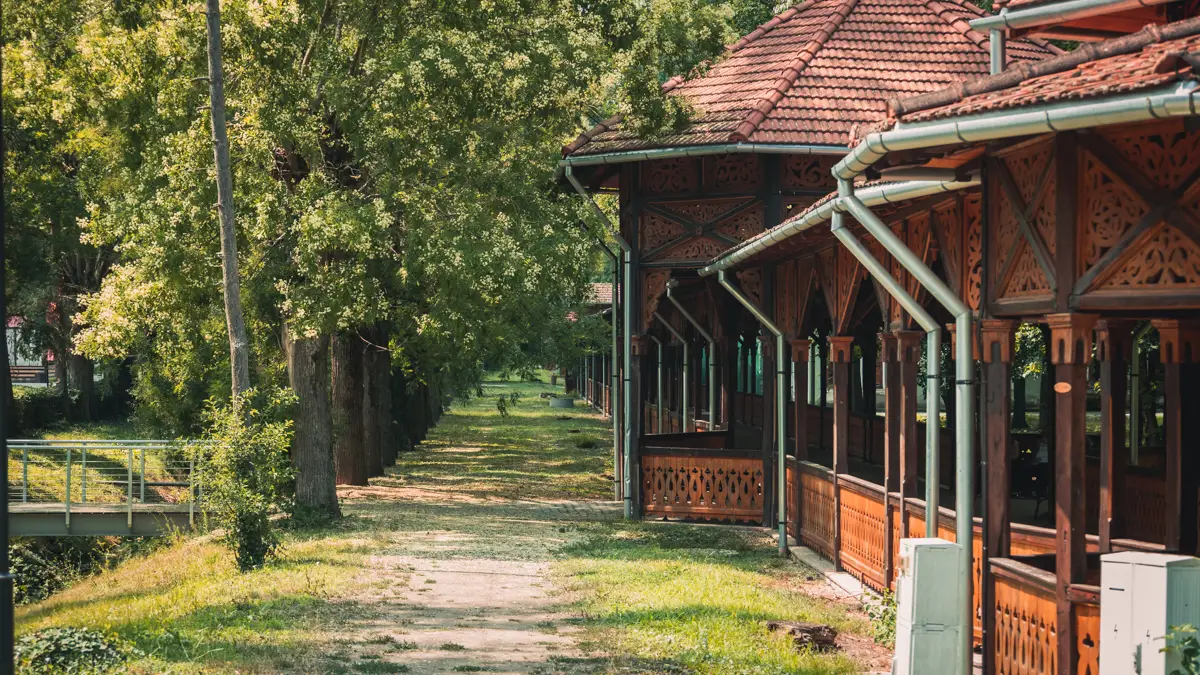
[{"xmin": 563, "ymin": 0, "xmax": 1059, "ymax": 157}]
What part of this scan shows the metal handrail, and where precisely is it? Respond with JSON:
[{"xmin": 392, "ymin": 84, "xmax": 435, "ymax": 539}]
[{"xmin": 6, "ymin": 440, "xmax": 207, "ymax": 532}]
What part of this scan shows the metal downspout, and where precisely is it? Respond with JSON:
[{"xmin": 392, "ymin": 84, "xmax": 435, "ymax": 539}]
[
  {"xmin": 666, "ymin": 281, "xmax": 717, "ymax": 429},
  {"xmin": 1129, "ymin": 322, "xmax": 1153, "ymax": 465},
  {"xmin": 990, "ymin": 23, "xmax": 1006, "ymax": 75},
  {"xmin": 717, "ymin": 270, "xmax": 788, "ymax": 557},
  {"xmin": 830, "ymin": 181, "xmax": 944, "ymax": 536},
  {"xmin": 655, "ymin": 313, "xmax": 690, "ymax": 433},
  {"xmin": 565, "ymin": 165, "xmax": 636, "ymax": 519},
  {"xmin": 841, "ymin": 189, "xmax": 973, "ymax": 675},
  {"xmin": 651, "ymin": 335, "xmax": 664, "ymax": 433}
]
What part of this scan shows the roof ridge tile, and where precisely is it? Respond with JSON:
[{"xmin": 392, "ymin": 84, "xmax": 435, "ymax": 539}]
[
  {"xmin": 730, "ymin": 0, "xmax": 860, "ymax": 142},
  {"xmin": 729, "ymin": 1, "xmax": 815, "ymax": 53}
]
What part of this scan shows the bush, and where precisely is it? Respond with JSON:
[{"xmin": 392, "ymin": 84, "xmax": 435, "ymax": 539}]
[
  {"xmin": 199, "ymin": 388, "xmax": 294, "ymax": 571},
  {"xmin": 15, "ymin": 627, "xmax": 138, "ymax": 674},
  {"xmin": 10, "ymin": 537, "xmax": 164, "ymax": 605},
  {"xmin": 1163, "ymin": 625, "xmax": 1200, "ymax": 675},
  {"xmin": 13, "ymin": 386, "xmax": 67, "ymax": 434},
  {"xmin": 865, "ymin": 590, "xmax": 897, "ymax": 647}
]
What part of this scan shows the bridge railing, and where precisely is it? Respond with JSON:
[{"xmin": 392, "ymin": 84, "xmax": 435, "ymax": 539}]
[{"xmin": 7, "ymin": 440, "xmax": 208, "ymax": 526}]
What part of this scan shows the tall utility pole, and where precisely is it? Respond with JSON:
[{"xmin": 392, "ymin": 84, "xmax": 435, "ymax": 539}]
[{"xmin": 205, "ymin": 0, "xmax": 251, "ymax": 399}]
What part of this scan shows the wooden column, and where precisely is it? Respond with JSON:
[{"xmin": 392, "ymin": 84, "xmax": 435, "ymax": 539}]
[
  {"xmin": 761, "ymin": 334, "xmax": 777, "ymax": 527},
  {"xmin": 1047, "ymin": 312, "xmax": 1097, "ymax": 675},
  {"xmin": 981, "ymin": 319, "xmax": 1014, "ymax": 675},
  {"xmin": 1096, "ymin": 320, "xmax": 1131, "ymax": 552},
  {"xmin": 896, "ymin": 330, "xmax": 922, "ymax": 537},
  {"xmin": 630, "ymin": 334, "xmax": 650, "ymax": 515},
  {"xmin": 829, "ymin": 336, "xmax": 854, "ymax": 569},
  {"xmin": 1152, "ymin": 320, "xmax": 1200, "ymax": 553},
  {"xmin": 880, "ymin": 332, "xmax": 900, "ymax": 587},
  {"xmin": 791, "ymin": 338, "xmax": 811, "ymax": 541}
]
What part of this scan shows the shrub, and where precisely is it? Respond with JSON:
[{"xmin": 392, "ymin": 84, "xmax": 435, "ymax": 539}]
[
  {"xmin": 15, "ymin": 627, "xmax": 138, "ymax": 674},
  {"xmin": 865, "ymin": 590, "xmax": 897, "ymax": 647},
  {"xmin": 1163, "ymin": 625, "xmax": 1200, "ymax": 675},
  {"xmin": 199, "ymin": 388, "xmax": 295, "ymax": 571},
  {"xmin": 13, "ymin": 386, "xmax": 67, "ymax": 434}
]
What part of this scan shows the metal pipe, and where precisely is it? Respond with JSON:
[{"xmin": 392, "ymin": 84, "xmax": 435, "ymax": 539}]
[
  {"xmin": 717, "ymin": 270, "xmax": 788, "ymax": 557},
  {"xmin": 651, "ymin": 335, "xmax": 664, "ymax": 433},
  {"xmin": 833, "ymin": 83, "xmax": 1199, "ymax": 181},
  {"xmin": 829, "ymin": 184, "xmax": 945, "ymax": 534},
  {"xmin": 970, "ymin": 0, "xmax": 1171, "ymax": 31},
  {"xmin": 1130, "ymin": 322, "xmax": 1153, "ymax": 465},
  {"xmin": 843, "ymin": 193, "xmax": 973, "ymax": 675},
  {"xmin": 564, "ymin": 164, "xmax": 635, "ymax": 519},
  {"xmin": 666, "ymin": 281, "xmax": 717, "ymax": 429},
  {"xmin": 81, "ymin": 449, "xmax": 87, "ymax": 503},
  {"xmin": 990, "ymin": 25, "xmax": 1007, "ymax": 75},
  {"xmin": 64, "ymin": 448, "xmax": 72, "ymax": 531},
  {"xmin": 699, "ymin": 178, "xmax": 979, "ymax": 277},
  {"xmin": 655, "ymin": 312, "xmax": 690, "ymax": 433}
]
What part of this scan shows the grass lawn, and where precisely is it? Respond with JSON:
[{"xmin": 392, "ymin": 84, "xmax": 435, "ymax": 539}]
[{"xmin": 16, "ymin": 373, "xmax": 882, "ymax": 674}]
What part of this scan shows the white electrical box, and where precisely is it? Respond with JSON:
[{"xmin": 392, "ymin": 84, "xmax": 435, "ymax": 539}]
[
  {"xmin": 892, "ymin": 538, "xmax": 964, "ymax": 675},
  {"xmin": 1100, "ymin": 552, "xmax": 1200, "ymax": 675}
]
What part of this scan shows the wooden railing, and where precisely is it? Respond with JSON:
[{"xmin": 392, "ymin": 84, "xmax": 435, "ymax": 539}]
[
  {"xmin": 837, "ymin": 474, "xmax": 888, "ymax": 592},
  {"xmin": 992, "ymin": 558, "xmax": 1059, "ymax": 675},
  {"xmin": 640, "ymin": 449, "xmax": 763, "ymax": 524},
  {"xmin": 785, "ymin": 459, "xmax": 798, "ymax": 541},
  {"xmin": 798, "ymin": 462, "xmax": 836, "ymax": 559}
]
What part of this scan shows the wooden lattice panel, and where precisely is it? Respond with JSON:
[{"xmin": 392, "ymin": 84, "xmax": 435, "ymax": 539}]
[
  {"xmin": 837, "ymin": 480, "xmax": 887, "ymax": 592},
  {"xmin": 641, "ymin": 453, "xmax": 764, "ymax": 523},
  {"xmin": 993, "ymin": 568, "xmax": 1058, "ymax": 675},
  {"xmin": 1074, "ymin": 600, "xmax": 1101, "ymax": 675},
  {"xmin": 800, "ymin": 466, "xmax": 836, "ymax": 559},
  {"xmin": 781, "ymin": 155, "xmax": 837, "ymax": 191},
  {"xmin": 642, "ymin": 270, "xmax": 671, "ymax": 331},
  {"xmin": 641, "ymin": 212, "xmax": 685, "ymax": 250},
  {"xmin": 964, "ymin": 194, "xmax": 983, "ymax": 311},
  {"xmin": 1080, "ymin": 152, "xmax": 1147, "ymax": 272},
  {"xmin": 786, "ymin": 461, "xmax": 799, "ymax": 540},
  {"xmin": 1003, "ymin": 241, "xmax": 1053, "ymax": 298},
  {"xmin": 1096, "ymin": 224, "xmax": 1200, "ymax": 290},
  {"xmin": 642, "ymin": 157, "xmax": 698, "ymax": 195},
  {"xmin": 715, "ymin": 207, "xmax": 765, "ymax": 240},
  {"xmin": 658, "ymin": 197, "xmax": 750, "ymax": 223},
  {"xmin": 710, "ymin": 153, "xmax": 762, "ymax": 192}
]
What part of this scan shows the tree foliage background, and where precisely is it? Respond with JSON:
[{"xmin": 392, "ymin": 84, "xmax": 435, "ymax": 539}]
[{"xmin": 4, "ymin": 0, "xmax": 780, "ymax": 435}]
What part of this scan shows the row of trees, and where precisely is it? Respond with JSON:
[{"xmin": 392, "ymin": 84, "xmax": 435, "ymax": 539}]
[{"xmin": 4, "ymin": 0, "xmax": 783, "ymax": 516}]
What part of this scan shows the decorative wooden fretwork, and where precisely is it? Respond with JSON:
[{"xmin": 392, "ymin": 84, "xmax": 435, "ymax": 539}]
[
  {"xmin": 1003, "ymin": 241, "xmax": 1052, "ymax": 297},
  {"xmin": 1075, "ymin": 121, "xmax": 1200, "ymax": 305},
  {"xmin": 774, "ymin": 259, "xmax": 816, "ymax": 338},
  {"xmin": 641, "ymin": 212, "xmax": 686, "ymax": 250},
  {"xmin": 658, "ymin": 236, "xmax": 727, "ymax": 261},
  {"xmin": 863, "ymin": 232, "xmax": 893, "ymax": 326},
  {"xmin": 736, "ymin": 268, "xmax": 763, "ymax": 306},
  {"xmin": 991, "ymin": 140, "xmax": 1056, "ymax": 303},
  {"xmin": 658, "ymin": 197, "xmax": 750, "ymax": 224},
  {"xmin": 993, "ymin": 567, "xmax": 1058, "ymax": 675},
  {"xmin": 781, "ymin": 155, "xmax": 837, "ymax": 191},
  {"xmin": 715, "ymin": 207, "xmax": 765, "ymax": 241},
  {"xmin": 642, "ymin": 270, "xmax": 671, "ymax": 331},
  {"xmin": 838, "ymin": 479, "xmax": 888, "ymax": 592},
  {"xmin": 642, "ymin": 157, "xmax": 698, "ymax": 195},
  {"xmin": 710, "ymin": 153, "xmax": 761, "ymax": 191},
  {"xmin": 964, "ymin": 194, "xmax": 983, "ymax": 311},
  {"xmin": 641, "ymin": 453, "xmax": 764, "ymax": 523},
  {"xmin": 817, "ymin": 246, "xmax": 838, "ymax": 322},
  {"xmin": 799, "ymin": 465, "xmax": 836, "ymax": 559}
]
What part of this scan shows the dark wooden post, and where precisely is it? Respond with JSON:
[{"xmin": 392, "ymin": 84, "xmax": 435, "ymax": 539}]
[
  {"xmin": 829, "ymin": 335, "xmax": 854, "ymax": 570},
  {"xmin": 981, "ymin": 319, "xmax": 1015, "ymax": 675},
  {"xmin": 761, "ymin": 334, "xmax": 778, "ymax": 527},
  {"xmin": 896, "ymin": 330, "xmax": 922, "ymax": 537},
  {"xmin": 631, "ymin": 334, "xmax": 650, "ymax": 516},
  {"xmin": 1096, "ymin": 320, "xmax": 1131, "ymax": 553},
  {"xmin": 1152, "ymin": 320, "xmax": 1200, "ymax": 553},
  {"xmin": 880, "ymin": 332, "xmax": 900, "ymax": 587},
  {"xmin": 791, "ymin": 339, "xmax": 811, "ymax": 540},
  {"xmin": 1047, "ymin": 312, "xmax": 1097, "ymax": 675}
]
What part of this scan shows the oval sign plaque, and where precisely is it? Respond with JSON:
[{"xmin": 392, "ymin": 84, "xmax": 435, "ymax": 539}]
[{"xmin": 1054, "ymin": 382, "xmax": 1072, "ymax": 394}]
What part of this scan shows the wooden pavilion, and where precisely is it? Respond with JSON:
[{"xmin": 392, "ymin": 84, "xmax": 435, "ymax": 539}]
[{"xmin": 566, "ymin": 1, "xmax": 1200, "ymax": 673}]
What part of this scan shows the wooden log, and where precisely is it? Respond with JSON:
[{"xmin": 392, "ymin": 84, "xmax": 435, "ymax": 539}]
[{"xmin": 767, "ymin": 620, "xmax": 838, "ymax": 651}]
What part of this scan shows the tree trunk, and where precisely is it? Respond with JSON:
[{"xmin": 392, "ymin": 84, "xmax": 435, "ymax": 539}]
[
  {"xmin": 332, "ymin": 332, "xmax": 368, "ymax": 486},
  {"xmin": 204, "ymin": 0, "xmax": 251, "ymax": 400},
  {"xmin": 370, "ymin": 326, "xmax": 397, "ymax": 467},
  {"xmin": 391, "ymin": 367, "xmax": 413, "ymax": 454},
  {"xmin": 69, "ymin": 354, "xmax": 95, "ymax": 422},
  {"xmin": 361, "ymin": 330, "xmax": 384, "ymax": 478},
  {"xmin": 1012, "ymin": 375, "xmax": 1029, "ymax": 429},
  {"xmin": 286, "ymin": 329, "xmax": 339, "ymax": 515}
]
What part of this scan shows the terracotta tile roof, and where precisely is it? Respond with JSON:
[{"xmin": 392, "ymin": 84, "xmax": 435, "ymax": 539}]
[
  {"xmin": 587, "ymin": 282, "xmax": 613, "ymax": 306},
  {"xmin": 563, "ymin": 0, "xmax": 1060, "ymax": 157},
  {"xmin": 888, "ymin": 18, "xmax": 1200, "ymax": 125}
]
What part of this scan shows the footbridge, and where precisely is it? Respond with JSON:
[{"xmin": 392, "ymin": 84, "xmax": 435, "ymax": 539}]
[{"xmin": 7, "ymin": 439, "xmax": 209, "ymax": 537}]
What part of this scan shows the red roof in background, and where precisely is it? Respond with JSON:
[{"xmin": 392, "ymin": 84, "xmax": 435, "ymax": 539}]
[
  {"xmin": 892, "ymin": 19, "xmax": 1200, "ymax": 124},
  {"xmin": 563, "ymin": 0, "xmax": 1059, "ymax": 157},
  {"xmin": 587, "ymin": 282, "xmax": 613, "ymax": 305}
]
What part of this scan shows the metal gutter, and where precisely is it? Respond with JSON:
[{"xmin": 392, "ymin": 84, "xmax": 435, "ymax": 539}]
[
  {"xmin": 564, "ymin": 164, "xmax": 636, "ymax": 519},
  {"xmin": 834, "ymin": 83, "xmax": 1200, "ymax": 181},
  {"xmin": 666, "ymin": 281, "xmax": 717, "ymax": 429},
  {"xmin": 716, "ymin": 270, "xmax": 788, "ymax": 557},
  {"xmin": 828, "ymin": 185, "xmax": 945, "ymax": 536},
  {"xmin": 841, "ymin": 185, "xmax": 975, "ymax": 675},
  {"xmin": 697, "ymin": 178, "xmax": 979, "ymax": 277},
  {"xmin": 970, "ymin": 0, "xmax": 1171, "ymax": 32},
  {"xmin": 557, "ymin": 143, "xmax": 848, "ymax": 176},
  {"xmin": 655, "ymin": 312, "xmax": 690, "ymax": 433}
]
